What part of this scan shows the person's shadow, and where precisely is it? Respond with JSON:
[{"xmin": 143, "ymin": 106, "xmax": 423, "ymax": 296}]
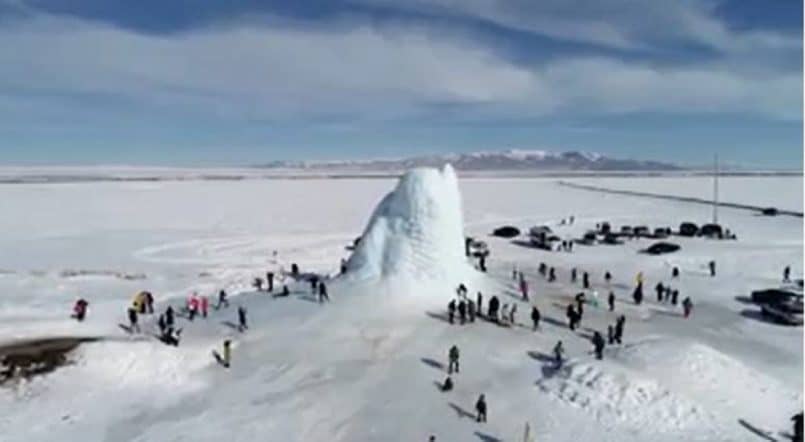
[
  {"xmin": 448, "ymin": 402, "xmax": 476, "ymax": 420},
  {"xmin": 420, "ymin": 357, "xmax": 445, "ymax": 371},
  {"xmin": 474, "ymin": 431, "xmax": 503, "ymax": 442}
]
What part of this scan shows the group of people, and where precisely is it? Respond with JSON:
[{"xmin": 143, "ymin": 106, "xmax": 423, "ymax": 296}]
[{"xmin": 437, "ymin": 345, "xmax": 487, "ymax": 424}]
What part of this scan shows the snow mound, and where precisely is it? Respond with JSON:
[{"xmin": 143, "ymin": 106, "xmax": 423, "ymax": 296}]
[
  {"xmin": 536, "ymin": 361, "xmax": 713, "ymax": 435},
  {"xmin": 615, "ymin": 338, "xmax": 801, "ymax": 427},
  {"xmin": 344, "ymin": 165, "xmax": 471, "ymax": 287}
]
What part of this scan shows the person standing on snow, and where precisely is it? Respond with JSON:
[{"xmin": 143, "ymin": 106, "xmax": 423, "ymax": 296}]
[
  {"xmin": 571, "ymin": 268, "xmax": 578, "ymax": 283},
  {"xmin": 538, "ymin": 263, "xmax": 546, "ymax": 277},
  {"xmin": 158, "ymin": 314, "xmax": 167, "ymax": 334},
  {"xmin": 127, "ymin": 307, "xmax": 140, "ymax": 333},
  {"xmin": 476, "ymin": 292, "xmax": 483, "ymax": 317},
  {"xmin": 614, "ymin": 315, "xmax": 625, "ymax": 344},
  {"xmin": 548, "ymin": 267, "xmax": 556, "ymax": 283},
  {"xmin": 237, "ymin": 306, "xmax": 248, "ymax": 332},
  {"xmin": 188, "ymin": 293, "xmax": 199, "ymax": 321},
  {"xmin": 784, "ymin": 266, "xmax": 792, "ymax": 283},
  {"xmin": 475, "ymin": 394, "xmax": 487, "ymax": 423},
  {"xmin": 566, "ymin": 304, "xmax": 577, "ymax": 331},
  {"xmin": 266, "ymin": 271, "xmax": 275, "ymax": 292},
  {"xmin": 604, "ymin": 271, "xmax": 612, "ymax": 285},
  {"xmin": 708, "ymin": 260, "xmax": 716, "ymax": 277},
  {"xmin": 582, "ymin": 272, "xmax": 590, "ymax": 289},
  {"xmin": 633, "ymin": 282, "xmax": 643, "ymax": 305},
  {"xmin": 531, "ymin": 306, "xmax": 541, "ymax": 331},
  {"xmin": 512, "ymin": 266, "xmax": 518, "ymax": 281},
  {"xmin": 448, "ymin": 345, "xmax": 460, "ymax": 374},
  {"xmin": 520, "ymin": 277, "xmax": 529, "ymax": 301},
  {"xmin": 144, "ymin": 292, "xmax": 154, "ymax": 314},
  {"xmin": 553, "ymin": 341, "xmax": 564, "ymax": 368},
  {"xmin": 217, "ymin": 289, "xmax": 229, "ymax": 309},
  {"xmin": 682, "ymin": 297, "xmax": 693, "ymax": 318},
  {"xmin": 608, "ymin": 291, "xmax": 615, "ymax": 311},
  {"xmin": 592, "ymin": 331, "xmax": 605, "ymax": 360},
  {"xmin": 468, "ymin": 300, "xmax": 476, "ymax": 322},
  {"xmin": 650, "ymin": 283, "xmax": 660, "ymax": 303},
  {"xmin": 575, "ymin": 292, "xmax": 585, "ymax": 318},
  {"xmin": 501, "ymin": 304, "xmax": 509, "ymax": 324},
  {"xmin": 488, "ymin": 296, "xmax": 500, "ymax": 323},
  {"xmin": 310, "ymin": 277, "xmax": 318, "ymax": 294},
  {"xmin": 607, "ymin": 325, "xmax": 615, "ymax": 345},
  {"xmin": 201, "ymin": 295, "xmax": 209, "ymax": 318},
  {"xmin": 672, "ymin": 266, "xmax": 680, "ymax": 278},
  {"xmin": 222, "ymin": 340, "xmax": 232, "ymax": 368},
  {"xmin": 448, "ymin": 300, "xmax": 456, "ymax": 324},
  {"xmin": 318, "ymin": 281, "xmax": 329, "ymax": 303},
  {"xmin": 165, "ymin": 305, "xmax": 175, "ymax": 328},
  {"xmin": 509, "ymin": 304, "xmax": 517, "ymax": 324},
  {"xmin": 458, "ymin": 300, "xmax": 467, "ymax": 325},
  {"xmin": 671, "ymin": 289, "xmax": 679, "ymax": 306}
]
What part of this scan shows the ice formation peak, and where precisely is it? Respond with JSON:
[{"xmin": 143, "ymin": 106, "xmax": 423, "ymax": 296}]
[{"xmin": 345, "ymin": 164, "xmax": 470, "ymax": 285}]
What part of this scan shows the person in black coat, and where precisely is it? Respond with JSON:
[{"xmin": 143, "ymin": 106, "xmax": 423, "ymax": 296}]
[
  {"xmin": 476, "ymin": 292, "xmax": 483, "ymax": 317},
  {"xmin": 531, "ymin": 306, "xmax": 541, "ymax": 331},
  {"xmin": 633, "ymin": 282, "xmax": 643, "ymax": 305},
  {"xmin": 566, "ymin": 304, "xmax": 577, "ymax": 331},
  {"xmin": 608, "ymin": 292, "xmax": 615, "ymax": 312},
  {"xmin": 448, "ymin": 300, "xmax": 456, "ymax": 324},
  {"xmin": 655, "ymin": 282, "xmax": 664, "ymax": 302},
  {"xmin": 488, "ymin": 296, "xmax": 500, "ymax": 322},
  {"xmin": 266, "ymin": 272, "xmax": 275, "ymax": 292},
  {"xmin": 318, "ymin": 281, "xmax": 329, "ymax": 303},
  {"xmin": 592, "ymin": 331, "xmax": 605, "ymax": 360},
  {"xmin": 457, "ymin": 301, "xmax": 467, "ymax": 325},
  {"xmin": 475, "ymin": 394, "xmax": 487, "ymax": 423},
  {"xmin": 582, "ymin": 272, "xmax": 590, "ymax": 289},
  {"xmin": 238, "ymin": 306, "xmax": 248, "ymax": 332}
]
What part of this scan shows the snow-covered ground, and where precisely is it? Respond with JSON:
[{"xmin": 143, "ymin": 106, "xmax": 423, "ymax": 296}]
[{"xmin": 0, "ymin": 173, "xmax": 801, "ymax": 441}]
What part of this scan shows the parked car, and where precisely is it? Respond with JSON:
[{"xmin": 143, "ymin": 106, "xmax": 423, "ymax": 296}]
[
  {"xmin": 633, "ymin": 226, "xmax": 650, "ymax": 237},
  {"xmin": 653, "ymin": 227, "xmax": 671, "ymax": 239},
  {"xmin": 492, "ymin": 226, "xmax": 520, "ymax": 238},
  {"xmin": 761, "ymin": 207, "xmax": 779, "ymax": 216},
  {"xmin": 599, "ymin": 222, "xmax": 612, "ymax": 235},
  {"xmin": 679, "ymin": 222, "xmax": 699, "ymax": 237},
  {"xmin": 576, "ymin": 231, "xmax": 597, "ymax": 245},
  {"xmin": 641, "ymin": 242, "xmax": 681, "ymax": 255},
  {"xmin": 700, "ymin": 223, "xmax": 724, "ymax": 238}
]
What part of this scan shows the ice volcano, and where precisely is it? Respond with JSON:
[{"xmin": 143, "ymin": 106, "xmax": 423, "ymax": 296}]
[{"xmin": 343, "ymin": 165, "xmax": 475, "ymax": 289}]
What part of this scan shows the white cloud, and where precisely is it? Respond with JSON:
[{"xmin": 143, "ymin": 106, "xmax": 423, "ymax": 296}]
[
  {"xmin": 361, "ymin": 0, "xmax": 802, "ymax": 54},
  {"xmin": 0, "ymin": 13, "xmax": 799, "ymax": 126}
]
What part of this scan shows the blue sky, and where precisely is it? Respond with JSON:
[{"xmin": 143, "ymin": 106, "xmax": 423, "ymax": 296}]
[{"xmin": 0, "ymin": 0, "xmax": 801, "ymax": 168}]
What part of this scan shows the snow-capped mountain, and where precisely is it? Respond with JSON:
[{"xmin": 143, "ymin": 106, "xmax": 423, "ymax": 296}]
[{"xmin": 256, "ymin": 150, "xmax": 681, "ymax": 171}]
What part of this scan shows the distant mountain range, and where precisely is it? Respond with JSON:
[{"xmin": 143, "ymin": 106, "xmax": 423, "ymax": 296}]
[{"xmin": 255, "ymin": 150, "xmax": 683, "ymax": 171}]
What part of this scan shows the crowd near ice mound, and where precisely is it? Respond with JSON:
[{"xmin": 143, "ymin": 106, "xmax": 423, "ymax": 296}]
[{"xmin": 344, "ymin": 164, "xmax": 472, "ymax": 288}]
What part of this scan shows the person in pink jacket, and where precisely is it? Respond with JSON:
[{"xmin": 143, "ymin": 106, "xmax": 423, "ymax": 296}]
[{"xmin": 188, "ymin": 293, "xmax": 200, "ymax": 321}]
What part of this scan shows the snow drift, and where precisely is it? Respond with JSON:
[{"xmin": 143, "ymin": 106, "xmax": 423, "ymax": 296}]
[{"xmin": 344, "ymin": 165, "xmax": 472, "ymax": 287}]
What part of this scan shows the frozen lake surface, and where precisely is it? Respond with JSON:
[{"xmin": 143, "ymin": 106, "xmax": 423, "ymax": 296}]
[{"xmin": 0, "ymin": 174, "xmax": 801, "ymax": 441}]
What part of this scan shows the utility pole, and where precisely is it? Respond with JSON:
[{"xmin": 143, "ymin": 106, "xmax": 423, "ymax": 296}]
[{"xmin": 713, "ymin": 153, "xmax": 719, "ymax": 224}]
